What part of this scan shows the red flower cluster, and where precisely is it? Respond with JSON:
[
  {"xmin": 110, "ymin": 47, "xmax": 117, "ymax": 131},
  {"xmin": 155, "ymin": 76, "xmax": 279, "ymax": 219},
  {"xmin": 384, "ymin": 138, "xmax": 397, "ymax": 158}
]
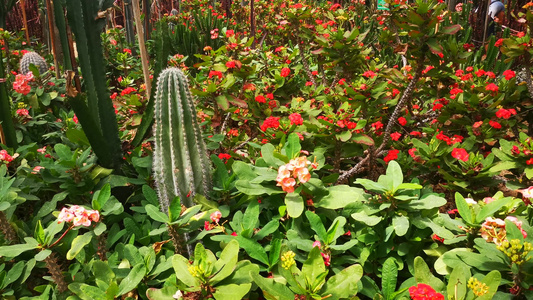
[
  {"xmin": 503, "ymin": 69, "xmax": 516, "ymax": 80},
  {"xmin": 362, "ymin": 70, "xmax": 377, "ymax": 78},
  {"xmin": 398, "ymin": 116, "xmax": 407, "ymax": 126},
  {"xmin": 121, "ymin": 87, "xmax": 136, "ymax": 96},
  {"xmin": 260, "ymin": 116, "xmax": 280, "ymax": 131},
  {"xmin": 489, "ymin": 120, "xmax": 502, "ymax": 129},
  {"xmin": 495, "ymin": 108, "xmax": 517, "ymax": 119},
  {"xmin": 409, "ymin": 284, "xmax": 444, "ymax": 300},
  {"xmin": 384, "ymin": 149, "xmax": 399, "ymax": 163},
  {"xmin": 0, "ymin": 150, "xmax": 14, "ymax": 164},
  {"xmin": 485, "ymin": 83, "xmax": 499, "ymax": 92},
  {"xmin": 451, "ymin": 148, "xmax": 469, "ymax": 162},
  {"xmin": 13, "ymin": 73, "xmax": 33, "ymax": 95},
  {"xmin": 391, "ymin": 132, "xmax": 402, "ymax": 141},
  {"xmin": 436, "ymin": 132, "xmax": 463, "ymax": 145},
  {"xmin": 289, "ymin": 113, "xmax": 303, "ymax": 125},
  {"xmin": 208, "ymin": 70, "xmax": 223, "ymax": 80},
  {"xmin": 280, "ymin": 67, "xmax": 291, "ymax": 77},
  {"xmin": 255, "ymin": 95, "xmax": 266, "ymax": 103},
  {"xmin": 16, "ymin": 108, "xmax": 29, "ymax": 117}
]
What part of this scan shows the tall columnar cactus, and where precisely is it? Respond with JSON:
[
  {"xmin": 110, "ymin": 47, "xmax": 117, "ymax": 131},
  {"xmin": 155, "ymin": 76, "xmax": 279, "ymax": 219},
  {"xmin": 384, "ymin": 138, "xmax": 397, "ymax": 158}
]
[
  {"xmin": 153, "ymin": 67, "xmax": 212, "ymax": 213},
  {"xmin": 19, "ymin": 51, "xmax": 48, "ymax": 75}
]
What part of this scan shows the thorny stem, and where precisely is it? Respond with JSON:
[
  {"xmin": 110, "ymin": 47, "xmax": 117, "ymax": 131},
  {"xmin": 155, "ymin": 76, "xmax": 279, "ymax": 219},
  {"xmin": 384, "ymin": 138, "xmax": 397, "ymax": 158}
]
[
  {"xmin": 336, "ymin": 53, "xmax": 426, "ymax": 184},
  {"xmin": 219, "ymin": 112, "xmax": 231, "ymax": 135},
  {"xmin": 44, "ymin": 252, "xmax": 68, "ymax": 293},
  {"xmin": 0, "ymin": 211, "xmax": 18, "ymax": 243},
  {"xmin": 298, "ymin": 43, "xmax": 317, "ymax": 86}
]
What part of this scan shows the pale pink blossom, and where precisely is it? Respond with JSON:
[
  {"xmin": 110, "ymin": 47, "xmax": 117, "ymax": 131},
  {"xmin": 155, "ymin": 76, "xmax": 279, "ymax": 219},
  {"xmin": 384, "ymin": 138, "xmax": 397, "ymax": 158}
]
[
  {"xmin": 57, "ymin": 206, "xmax": 99, "ymax": 227},
  {"xmin": 520, "ymin": 186, "xmax": 533, "ymax": 199},
  {"xmin": 210, "ymin": 211, "xmax": 222, "ymax": 223},
  {"xmin": 312, "ymin": 240, "xmax": 321, "ymax": 248}
]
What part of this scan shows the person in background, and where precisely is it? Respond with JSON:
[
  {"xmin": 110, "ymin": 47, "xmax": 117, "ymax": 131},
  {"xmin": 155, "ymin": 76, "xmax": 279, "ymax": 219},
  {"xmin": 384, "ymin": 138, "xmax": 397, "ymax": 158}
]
[{"xmin": 487, "ymin": 0, "xmax": 505, "ymax": 37}]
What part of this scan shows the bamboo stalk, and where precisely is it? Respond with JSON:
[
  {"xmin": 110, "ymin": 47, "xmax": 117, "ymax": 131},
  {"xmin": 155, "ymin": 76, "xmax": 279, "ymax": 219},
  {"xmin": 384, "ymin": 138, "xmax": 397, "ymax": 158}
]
[
  {"xmin": 19, "ymin": 0, "xmax": 30, "ymax": 44},
  {"xmin": 45, "ymin": 0, "xmax": 60, "ymax": 78},
  {"xmin": 132, "ymin": 0, "xmax": 151, "ymax": 99}
]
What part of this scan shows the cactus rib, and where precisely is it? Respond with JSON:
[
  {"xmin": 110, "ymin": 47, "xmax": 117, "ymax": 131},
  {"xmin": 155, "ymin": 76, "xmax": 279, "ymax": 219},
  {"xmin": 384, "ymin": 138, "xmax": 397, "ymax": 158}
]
[{"xmin": 153, "ymin": 67, "xmax": 211, "ymax": 213}]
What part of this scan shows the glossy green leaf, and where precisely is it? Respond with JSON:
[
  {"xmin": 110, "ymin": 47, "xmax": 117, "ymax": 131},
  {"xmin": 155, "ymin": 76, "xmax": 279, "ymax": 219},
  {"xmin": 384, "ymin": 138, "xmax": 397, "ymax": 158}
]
[
  {"xmin": 117, "ymin": 263, "xmax": 147, "ymax": 296},
  {"xmin": 67, "ymin": 232, "xmax": 93, "ymax": 260}
]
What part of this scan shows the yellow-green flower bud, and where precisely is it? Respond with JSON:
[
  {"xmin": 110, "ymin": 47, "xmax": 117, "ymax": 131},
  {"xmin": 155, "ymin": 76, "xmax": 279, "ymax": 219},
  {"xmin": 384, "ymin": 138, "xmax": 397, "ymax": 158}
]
[{"xmin": 281, "ymin": 251, "xmax": 296, "ymax": 270}]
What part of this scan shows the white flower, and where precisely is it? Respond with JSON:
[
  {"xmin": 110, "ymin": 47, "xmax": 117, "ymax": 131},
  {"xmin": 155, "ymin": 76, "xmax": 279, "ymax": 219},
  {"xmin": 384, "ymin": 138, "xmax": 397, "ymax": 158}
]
[
  {"xmin": 173, "ymin": 290, "xmax": 183, "ymax": 299},
  {"xmin": 465, "ymin": 198, "xmax": 477, "ymax": 206}
]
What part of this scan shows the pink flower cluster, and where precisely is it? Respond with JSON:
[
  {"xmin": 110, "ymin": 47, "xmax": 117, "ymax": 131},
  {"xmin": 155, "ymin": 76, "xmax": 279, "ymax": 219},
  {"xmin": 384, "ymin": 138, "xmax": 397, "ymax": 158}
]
[
  {"xmin": 0, "ymin": 150, "xmax": 14, "ymax": 164},
  {"xmin": 312, "ymin": 240, "xmax": 331, "ymax": 266},
  {"xmin": 57, "ymin": 206, "xmax": 100, "ymax": 227},
  {"xmin": 276, "ymin": 156, "xmax": 315, "ymax": 193},
  {"xmin": 204, "ymin": 211, "xmax": 222, "ymax": 231},
  {"xmin": 480, "ymin": 216, "xmax": 527, "ymax": 246},
  {"xmin": 13, "ymin": 73, "xmax": 33, "ymax": 95}
]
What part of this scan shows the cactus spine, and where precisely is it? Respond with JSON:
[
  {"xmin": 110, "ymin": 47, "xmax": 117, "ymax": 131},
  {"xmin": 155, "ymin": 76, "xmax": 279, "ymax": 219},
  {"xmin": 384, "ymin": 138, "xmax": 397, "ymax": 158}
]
[
  {"xmin": 153, "ymin": 67, "xmax": 211, "ymax": 213},
  {"xmin": 19, "ymin": 51, "xmax": 48, "ymax": 75}
]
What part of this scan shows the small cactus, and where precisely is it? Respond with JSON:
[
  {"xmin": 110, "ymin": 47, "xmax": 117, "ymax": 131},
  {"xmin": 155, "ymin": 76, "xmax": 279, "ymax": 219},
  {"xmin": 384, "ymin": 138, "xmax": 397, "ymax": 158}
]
[
  {"xmin": 152, "ymin": 67, "xmax": 211, "ymax": 213},
  {"xmin": 19, "ymin": 51, "xmax": 48, "ymax": 75}
]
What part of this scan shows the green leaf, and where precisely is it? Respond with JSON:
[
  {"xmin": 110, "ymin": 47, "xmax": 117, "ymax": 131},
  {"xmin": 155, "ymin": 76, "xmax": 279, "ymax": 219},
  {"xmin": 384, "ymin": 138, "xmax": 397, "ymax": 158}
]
[
  {"xmin": 446, "ymin": 265, "xmax": 469, "ymax": 300},
  {"xmin": 382, "ymin": 257, "xmax": 398, "ymax": 300},
  {"xmin": 392, "ymin": 215, "xmax": 409, "ymax": 237},
  {"xmin": 3, "ymin": 260, "xmax": 25, "ymax": 287},
  {"xmin": 146, "ymin": 287, "xmax": 180, "ymax": 300},
  {"xmin": 67, "ymin": 232, "xmax": 93, "ymax": 260},
  {"xmin": 211, "ymin": 240, "xmax": 239, "ymax": 285},
  {"xmin": 478, "ymin": 270, "xmax": 501, "ymax": 300},
  {"xmin": 302, "ymin": 247, "xmax": 326, "ymax": 288},
  {"xmin": 414, "ymin": 257, "xmax": 445, "ymax": 291},
  {"xmin": 94, "ymin": 184, "xmax": 111, "ymax": 210},
  {"xmin": 305, "ymin": 211, "xmax": 327, "ymax": 242},
  {"xmin": 0, "ymin": 239, "xmax": 39, "ymax": 258},
  {"xmin": 142, "ymin": 185, "xmax": 159, "ymax": 206},
  {"xmin": 117, "ymin": 263, "xmax": 147, "ymax": 296},
  {"xmin": 354, "ymin": 179, "xmax": 388, "ymax": 193},
  {"xmin": 441, "ymin": 24, "xmax": 462, "ymax": 35},
  {"xmin": 54, "ymin": 144, "xmax": 73, "ymax": 161},
  {"xmin": 316, "ymin": 185, "xmax": 365, "ymax": 209},
  {"xmin": 145, "ymin": 204, "xmax": 169, "ymax": 223},
  {"xmin": 322, "ymin": 264, "xmax": 363, "ymax": 299},
  {"xmin": 268, "ymin": 239, "xmax": 282, "ymax": 267},
  {"xmin": 243, "ymin": 200, "xmax": 259, "ymax": 230},
  {"xmin": 216, "ymin": 95, "xmax": 230, "ymax": 110},
  {"xmin": 286, "ymin": 193, "xmax": 304, "ymax": 218},
  {"xmin": 213, "ymin": 283, "xmax": 252, "ymax": 300},
  {"xmin": 284, "ymin": 133, "xmax": 301, "ymax": 159},
  {"xmin": 172, "ymin": 255, "xmax": 198, "ymax": 287},
  {"xmin": 92, "ymin": 260, "xmax": 115, "ymax": 285},
  {"xmin": 408, "ymin": 194, "xmax": 447, "ymax": 210},
  {"xmin": 477, "ymin": 198, "xmax": 512, "ymax": 222},
  {"xmin": 250, "ymin": 272, "xmax": 294, "ymax": 300},
  {"xmin": 69, "ymin": 283, "xmax": 108, "ymax": 300},
  {"xmin": 387, "ymin": 160, "xmax": 403, "ymax": 191},
  {"xmin": 35, "ymin": 249, "xmax": 51, "ymax": 261},
  {"xmin": 34, "ymin": 220, "xmax": 45, "ymax": 245},
  {"xmin": 260, "ymin": 144, "xmax": 285, "ymax": 167},
  {"xmin": 455, "ymin": 193, "xmax": 474, "ymax": 225}
]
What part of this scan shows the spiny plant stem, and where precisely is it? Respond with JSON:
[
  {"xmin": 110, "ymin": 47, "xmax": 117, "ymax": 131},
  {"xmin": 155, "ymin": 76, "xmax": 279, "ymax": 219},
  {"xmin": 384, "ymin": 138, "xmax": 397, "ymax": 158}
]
[
  {"xmin": 337, "ymin": 53, "xmax": 426, "ymax": 183},
  {"xmin": 0, "ymin": 211, "xmax": 17, "ymax": 243},
  {"xmin": 44, "ymin": 252, "xmax": 67, "ymax": 293}
]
